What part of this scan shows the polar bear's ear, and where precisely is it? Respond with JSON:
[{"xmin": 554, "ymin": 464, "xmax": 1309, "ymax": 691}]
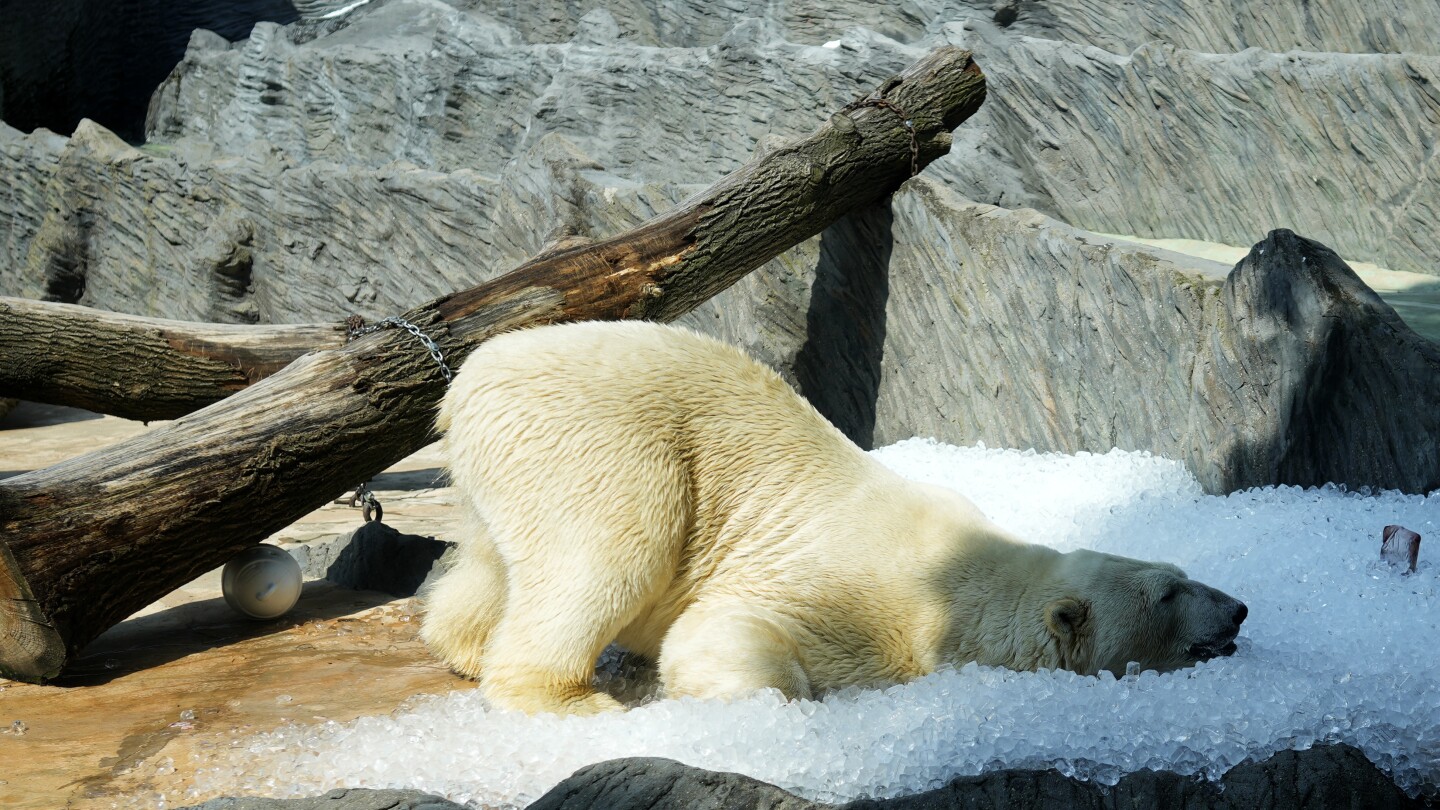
[{"xmin": 1044, "ymin": 597, "xmax": 1090, "ymax": 642}]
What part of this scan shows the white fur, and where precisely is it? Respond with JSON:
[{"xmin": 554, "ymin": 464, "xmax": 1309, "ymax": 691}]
[{"xmin": 422, "ymin": 321, "xmax": 1245, "ymax": 715}]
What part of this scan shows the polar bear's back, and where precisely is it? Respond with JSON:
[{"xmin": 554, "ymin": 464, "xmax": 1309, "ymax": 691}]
[
  {"xmin": 439, "ymin": 320, "xmax": 844, "ymax": 450},
  {"xmin": 437, "ymin": 321, "xmax": 873, "ymax": 536}
]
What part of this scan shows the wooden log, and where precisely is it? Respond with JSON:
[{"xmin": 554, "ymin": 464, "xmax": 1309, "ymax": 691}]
[
  {"xmin": 0, "ymin": 297, "xmax": 345, "ymax": 421},
  {"xmin": 0, "ymin": 47, "xmax": 986, "ymax": 682}
]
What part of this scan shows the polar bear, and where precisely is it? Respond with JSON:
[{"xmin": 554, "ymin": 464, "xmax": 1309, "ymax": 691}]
[{"xmin": 421, "ymin": 321, "xmax": 1247, "ymax": 715}]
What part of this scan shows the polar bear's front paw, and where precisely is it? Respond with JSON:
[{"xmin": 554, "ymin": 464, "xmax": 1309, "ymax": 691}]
[{"xmin": 482, "ymin": 677, "xmax": 624, "ymax": 716}]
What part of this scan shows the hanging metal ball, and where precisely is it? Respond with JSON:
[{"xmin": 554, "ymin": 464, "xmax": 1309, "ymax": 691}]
[{"xmin": 222, "ymin": 545, "xmax": 303, "ymax": 619}]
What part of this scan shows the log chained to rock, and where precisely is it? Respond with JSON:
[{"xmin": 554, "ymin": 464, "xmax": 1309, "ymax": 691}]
[{"xmin": 0, "ymin": 46, "xmax": 986, "ymax": 682}]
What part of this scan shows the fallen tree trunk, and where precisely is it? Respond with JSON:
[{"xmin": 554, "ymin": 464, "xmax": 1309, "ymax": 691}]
[
  {"xmin": 0, "ymin": 235, "xmax": 607, "ymax": 422},
  {"xmin": 0, "ymin": 297, "xmax": 345, "ymax": 421},
  {"xmin": 0, "ymin": 47, "xmax": 986, "ymax": 682}
]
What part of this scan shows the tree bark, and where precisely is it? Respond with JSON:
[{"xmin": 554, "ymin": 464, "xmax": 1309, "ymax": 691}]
[
  {"xmin": 0, "ymin": 47, "xmax": 986, "ymax": 682},
  {"xmin": 0, "ymin": 298, "xmax": 345, "ymax": 421}
]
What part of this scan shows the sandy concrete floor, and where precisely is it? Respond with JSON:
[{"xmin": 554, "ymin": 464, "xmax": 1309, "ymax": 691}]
[{"xmin": 0, "ymin": 403, "xmax": 473, "ymax": 810}]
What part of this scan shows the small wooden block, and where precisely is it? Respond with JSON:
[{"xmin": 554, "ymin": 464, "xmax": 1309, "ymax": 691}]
[{"xmin": 1381, "ymin": 525, "xmax": 1421, "ymax": 573}]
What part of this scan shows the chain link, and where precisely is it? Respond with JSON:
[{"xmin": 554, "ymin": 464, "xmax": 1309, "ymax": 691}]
[
  {"xmin": 346, "ymin": 315, "xmax": 453, "ymax": 384},
  {"xmin": 334, "ymin": 481, "xmax": 385, "ymax": 522},
  {"xmin": 842, "ymin": 96, "xmax": 920, "ymax": 177},
  {"xmin": 340, "ymin": 314, "xmax": 449, "ymax": 525}
]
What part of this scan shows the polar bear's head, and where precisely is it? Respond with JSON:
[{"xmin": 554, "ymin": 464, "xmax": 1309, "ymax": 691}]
[{"xmin": 1042, "ymin": 550, "xmax": 1247, "ymax": 676}]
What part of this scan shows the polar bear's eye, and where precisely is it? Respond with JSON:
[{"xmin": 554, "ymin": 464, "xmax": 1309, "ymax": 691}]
[{"xmin": 1159, "ymin": 584, "xmax": 1180, "ymax": 603}]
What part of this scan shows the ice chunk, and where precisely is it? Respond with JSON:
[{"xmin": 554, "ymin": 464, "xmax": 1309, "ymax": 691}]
[{"xmin": 1381, "ymin": 525, "xmax": 1421, "ymax": 572}]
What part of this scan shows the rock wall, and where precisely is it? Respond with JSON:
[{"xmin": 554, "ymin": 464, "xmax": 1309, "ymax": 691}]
[
  {"xmin": 299, "ymin": 0, "xmax": 1440, "ymax": 56},
  {"xmin": 953, "ymin": 32, "xmax": 1440, "ymax": 278},
  {"xmin": 527, "ymin": 747, "xmax": 1425, "ymax": 810},
  {"xmin": 2, "ymin": 0, "xmax": 1438, "ymax": 494},
  {"xmin": 132, "ymin": 0, "xmax": 1440, "ymax": 275},
  {"xmin": 878, "ymin": 180, "xmax": 1440, "ymax": 493},
  {"xmin": 175, "ymin": 745, "xmax": 1425, "ymax": 809}
]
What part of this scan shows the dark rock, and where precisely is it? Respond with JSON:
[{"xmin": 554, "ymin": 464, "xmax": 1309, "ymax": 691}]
[
  {"xmin": 172, "ymin": 746, "xmax": 1433, "ymax": 809},
  {"xmin": 529, "ymin": 757, "xmax": 823, "ymax": 810},
  {"xmin": 321, "ymin": 522, "xmax": 450, "ymax": 597},
  {"xmin": 1206, "ymin": 229, "xmax": 1440, "ymax": 492},
  {"xmin": 528, "ymin": 744, "xmax": 1426, "ymax": 810},
  {"xmin": 181, "ymin": 787, "xmax": 465, "ymax": 810}
]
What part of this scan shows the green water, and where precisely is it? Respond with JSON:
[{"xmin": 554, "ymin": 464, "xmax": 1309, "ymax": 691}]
[{"xmin": 1376, "ymin": 285, "xmax": 1440, "ymax": 345}]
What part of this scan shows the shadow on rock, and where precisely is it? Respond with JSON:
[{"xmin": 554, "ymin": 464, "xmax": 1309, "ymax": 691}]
[{"xmin": 795, "ymin": 203, "xmax": 894, "ymax": 450}]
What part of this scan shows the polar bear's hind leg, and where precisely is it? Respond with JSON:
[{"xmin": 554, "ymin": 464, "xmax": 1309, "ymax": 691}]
[
  {"xmin": 475, "ymin": 458, "xmax": 690, "ymax": 715},
  {"xmin": 659, "ymin": 600, "xmax": 813, "ymax": 702},
  {"xmin": 420, "ymin": 511, "xmax": 508, "ymax": 679}
]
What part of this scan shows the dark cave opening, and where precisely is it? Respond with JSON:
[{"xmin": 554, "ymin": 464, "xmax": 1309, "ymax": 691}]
[{"xmin": 0, "ymin": 0, "xmax": 300, "ymax": 142}]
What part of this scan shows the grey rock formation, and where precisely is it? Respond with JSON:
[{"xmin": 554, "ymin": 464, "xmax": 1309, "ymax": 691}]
[
  {"xmin": 939, "ymin": 28, "xmax": 1440, "ymax": 278},
  {"xmin": 5, "ymin": 0, "xmax": 1438, "ymax": 313},
  {"xmin": 320, "ymin": 522, "xmax": 449, "ymax": 597},
  {"xmin": 875, "ymin": 180, "xmax": 1440, "ymax": 493},
  {"xmin": 143, "ymin": 3, "xmax": 901, "ymax": 183},
  {"xmin": 995, "ymin": 0, "xmax": 1440, "ymax": 56},
  {"xmin": 308, "ymin": 0, "xmax": 1440, "ymax": 56},
  {"xmin": 133, "ymin": 0, "xmax": 1440, "ymax": 275}
]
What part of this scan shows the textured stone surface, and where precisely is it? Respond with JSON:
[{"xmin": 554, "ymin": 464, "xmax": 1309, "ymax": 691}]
[
  {"xmin": 877, "ymin": 180, "xmax": 1440, "ymax": 493},
  {"xmin": 168, "ymin": 745, "xmax": 1425, "ymax": 809},
  {"xmin": 143, "ymin": 3, "xmax": 899, "ymax": 182},
  {"xmin": 1007, "ymin": 0, "xmax": 1440, "ymax": 56},
  {"xmin": 4, "ymin": 0, "xmax": 1438, "ymax": 313},
  {"xmin": 944, "ymin": 29, "xmax": 1440, "ymax": 278},
  {"xmin": 318, "ymin": 522, "xmax": 450, "ymax": 597},
  {"xmin": 133, "ymin": 0, "xmax": 1440, "ymax": 275},
  {"xmin": 295, "ymin": 0, "xmax": 1440, "ymax": 55}
]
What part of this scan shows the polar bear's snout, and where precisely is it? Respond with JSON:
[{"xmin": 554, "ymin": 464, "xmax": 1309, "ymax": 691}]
[{"xmin": 1187, "ymin": 586, "xmax": 1247, "ymax": 661}]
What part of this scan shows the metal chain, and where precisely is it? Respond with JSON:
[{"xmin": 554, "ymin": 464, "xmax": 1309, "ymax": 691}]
[
  {"xmin": 346, "ymin": 315, "xmax": 453, "ymax": 384},
  {"xmin": 842, "ymin": 96, "xmax": 920, "ymax": 177},
  {"xmin": 347, "ymin": 482, "xmax": 383, "ymax": 523},
  {"xmin": 340, "ymin": 314, "xmax": 449, "ymax": 525}
]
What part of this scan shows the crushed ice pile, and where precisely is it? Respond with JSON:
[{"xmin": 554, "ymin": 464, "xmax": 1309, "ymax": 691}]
[{"xmin": 185, "ymin": 440, "xmax": 1440, "ymax": 807}]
